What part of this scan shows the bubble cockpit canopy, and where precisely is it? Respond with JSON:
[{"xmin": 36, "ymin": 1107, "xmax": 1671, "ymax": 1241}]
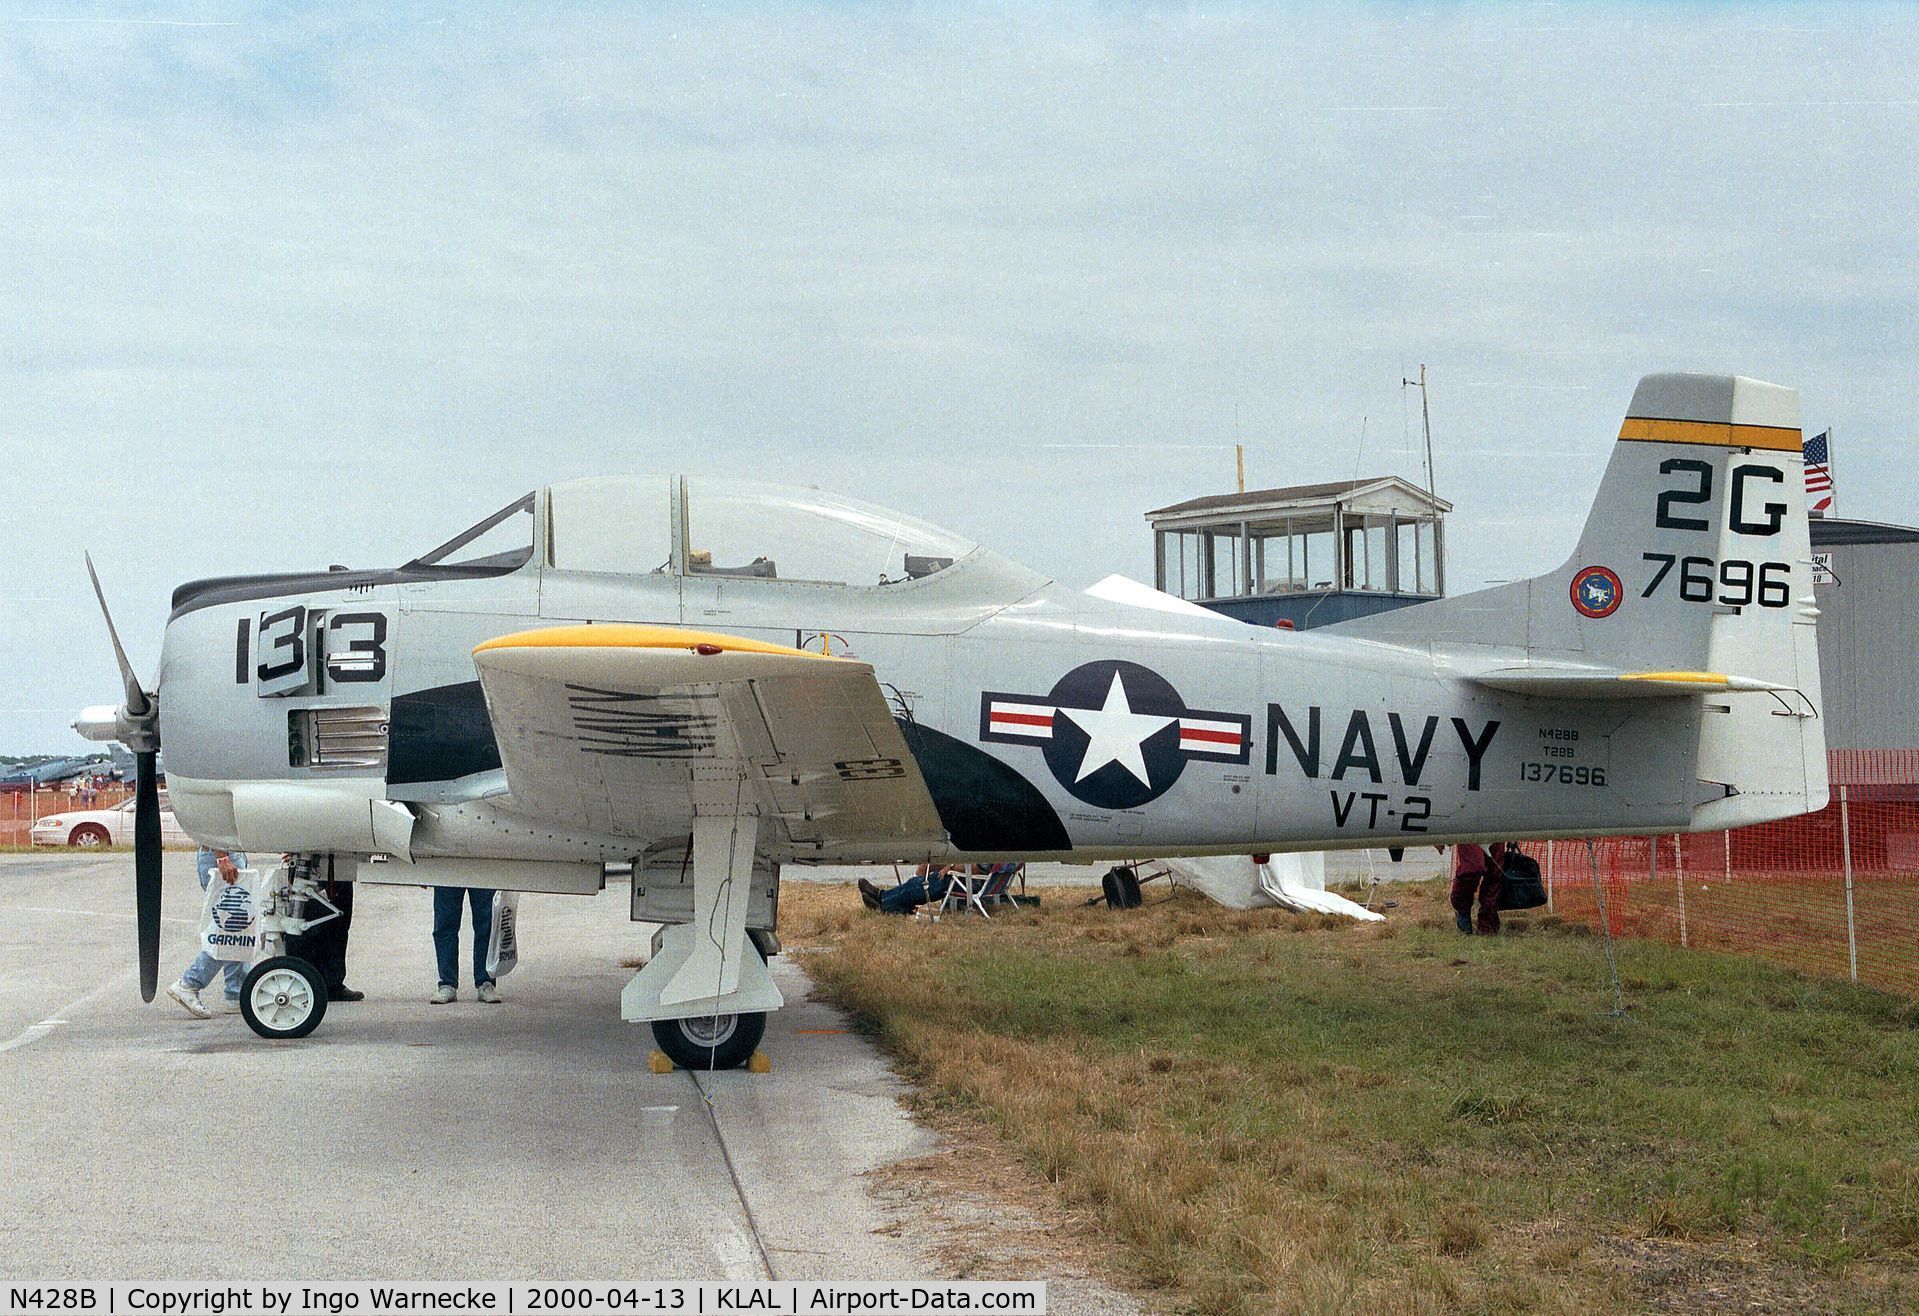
[{"xmin": 538, "ymin": 475, "xmax": 988, "ymax": 587}]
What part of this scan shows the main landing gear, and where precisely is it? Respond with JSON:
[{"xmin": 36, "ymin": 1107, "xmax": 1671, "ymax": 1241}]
[
  {"xmin": 624, "ymin": 804, "xmax": 783, "ymax": 1071},
  {"xmin": 650, "ymin": 1008, "xmax": 767, "ymax": 1072}
]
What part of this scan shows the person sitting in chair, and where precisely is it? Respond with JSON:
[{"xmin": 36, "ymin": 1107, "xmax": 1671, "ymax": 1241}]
[{"xmin": 858, "ymin": 865, "xmax": 964, "ymax": 915}]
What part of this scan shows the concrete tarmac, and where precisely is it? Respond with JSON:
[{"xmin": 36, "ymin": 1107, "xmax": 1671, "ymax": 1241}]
[{"xmin": 0, "ymin": 853, "xmax": 1000, "ymax": 1286}]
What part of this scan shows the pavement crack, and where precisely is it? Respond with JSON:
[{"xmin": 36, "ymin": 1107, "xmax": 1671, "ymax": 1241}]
[{"xmin": 687, "ymin": 1069, "xmax": 778, "ymax": 1282}]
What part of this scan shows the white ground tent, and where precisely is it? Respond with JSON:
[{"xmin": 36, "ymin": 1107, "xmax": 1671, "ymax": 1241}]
[{"xmin": 1164, "ymin": 852, "xmax": 1384, "ymax": 921}]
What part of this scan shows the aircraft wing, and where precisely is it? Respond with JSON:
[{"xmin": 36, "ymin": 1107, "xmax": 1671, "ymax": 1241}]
[{"xmin": 470, "ymin": 625, "xmax": 948, "ymax": 854}]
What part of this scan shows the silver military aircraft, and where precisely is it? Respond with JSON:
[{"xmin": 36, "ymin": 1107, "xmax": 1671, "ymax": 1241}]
[{"xmin": 79, "ymin": 373, "xmax": 1826, "ymax": 1065}]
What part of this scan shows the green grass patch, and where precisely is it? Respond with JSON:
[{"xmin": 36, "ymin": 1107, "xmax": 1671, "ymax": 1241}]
[{"xmin": 786, "ymin": 880, "xmax": 1919, "ymax": 1314}]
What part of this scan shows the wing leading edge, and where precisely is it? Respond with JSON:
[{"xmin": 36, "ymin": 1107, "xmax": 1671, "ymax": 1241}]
[{"xmin": 470, "ymin": 624, "xmax": 948, "ymax": 857}]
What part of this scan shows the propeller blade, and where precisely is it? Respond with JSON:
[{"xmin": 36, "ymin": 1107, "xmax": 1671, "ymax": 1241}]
[
  {"xmin": 84, "ymin": 552, "xmax": 151, "ymax": 720},
  {"xmin": 134, "ymin": 750, "xmax": 161, "ymax": 1002}
]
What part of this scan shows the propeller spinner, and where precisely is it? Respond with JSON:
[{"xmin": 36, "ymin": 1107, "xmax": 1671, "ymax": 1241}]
[{"xmin": 80, "ymin": 555, "xmax": 165, "ymax": 1002}]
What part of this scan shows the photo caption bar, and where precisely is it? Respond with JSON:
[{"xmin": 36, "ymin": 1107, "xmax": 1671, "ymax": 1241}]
[{"xmin": 0, "ymin": 1284, "xmax": 1046, "ymax": 1315}]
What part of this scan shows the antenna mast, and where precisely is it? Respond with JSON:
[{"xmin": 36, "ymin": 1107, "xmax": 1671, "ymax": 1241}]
[
  {"xmin": 1234, "ymin": 403, "xmax": 1244, "ymax": 493},
  {"xmin": 1402, "ymin": 364, "xmax": 1437, "ymax": 503}
]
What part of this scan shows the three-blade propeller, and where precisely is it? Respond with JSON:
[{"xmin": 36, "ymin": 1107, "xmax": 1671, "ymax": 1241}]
[{"xmin": 83, "ymin": 554, "xmax": 164, "ymax": 1002}]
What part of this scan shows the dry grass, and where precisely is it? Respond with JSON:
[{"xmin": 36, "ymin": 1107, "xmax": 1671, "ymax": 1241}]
[{"xmin": 783, "ymin": 878, "xmax": 1919, "ymax": 1315}]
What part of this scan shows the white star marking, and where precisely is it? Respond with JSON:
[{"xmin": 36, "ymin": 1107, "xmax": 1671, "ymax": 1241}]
[{"xmin": 1059, "ymin": 672, "xmax": 1176, "ymax": 786}]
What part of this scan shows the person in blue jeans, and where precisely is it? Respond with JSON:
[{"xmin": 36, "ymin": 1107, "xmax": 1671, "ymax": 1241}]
[
  {"xmin": 431, "ymin": 886, "xmax": 500, "ymax": 1004},
  {"xmin": 166, "ymin": 847, "xmax": 250, "ymax": 1018},
  {"xmin": 858, "ymin": 866, "xmax": 959, "ymax": 915}
]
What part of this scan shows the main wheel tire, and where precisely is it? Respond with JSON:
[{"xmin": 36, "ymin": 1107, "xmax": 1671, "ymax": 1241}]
[
  {"xmin": 652, "ymin": 1010, "xmax": 766, "ymax": 1072},
  {"xmin": 68, "ymin": 824, "xmax": 109, "ymax": 849},
  {"xmin": 241, "ymin": 956, "xmax": 328, "ymax": 1040}
]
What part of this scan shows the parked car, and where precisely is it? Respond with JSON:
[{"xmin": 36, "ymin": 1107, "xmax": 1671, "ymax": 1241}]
[{"xmin": 29, "ymin": 794, "xmax": 191, "ymax": 849}]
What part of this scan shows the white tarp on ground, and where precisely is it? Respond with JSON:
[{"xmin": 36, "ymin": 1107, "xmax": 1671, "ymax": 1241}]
[{"xmin": 1164, "ymin": 852, "xmax": 1386, "ymax": 921}]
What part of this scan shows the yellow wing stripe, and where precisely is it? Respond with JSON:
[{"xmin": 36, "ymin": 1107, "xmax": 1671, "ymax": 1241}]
[
  {"xmin": 1619, "ymin": 670, "xmax": 1730, "ymax": 687},
  {"xmin": 1618, "ymin": 417, "xmax": 1802, "ymax": 452},
  {"xmin": 474, "ymin": 623, "xmax": 841, "ymax": 660}
]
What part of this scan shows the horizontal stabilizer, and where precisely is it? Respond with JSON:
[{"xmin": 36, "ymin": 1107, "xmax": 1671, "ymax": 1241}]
[{"xmin": 1466, "ymin": 664, "xmax": 1794, "ymax": 699}]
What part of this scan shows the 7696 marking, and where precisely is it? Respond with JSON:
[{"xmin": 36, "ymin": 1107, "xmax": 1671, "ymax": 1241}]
[{"xmin": 1642, "ymin": 554, "xmax": 1789, "ymax": 608}]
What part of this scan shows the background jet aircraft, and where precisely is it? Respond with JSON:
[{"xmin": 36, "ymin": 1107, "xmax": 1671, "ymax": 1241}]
[{"xmin": 79, "ymin": 373, "xmax": 1826, "ymax": 1065}]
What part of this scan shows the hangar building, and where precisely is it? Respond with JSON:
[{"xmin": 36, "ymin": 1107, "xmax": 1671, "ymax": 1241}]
[{"xmin": 1809, "ymin": 517, "xmax": 1919, "ymax": 753}]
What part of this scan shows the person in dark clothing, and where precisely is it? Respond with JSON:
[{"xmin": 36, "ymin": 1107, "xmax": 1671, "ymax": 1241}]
[
  {"xmin": 857, "ymin": 866, "xmax": 959, "ymax": 915},
  {"xmin": 1450, "ymin": 841, "xmax": 1508, "ymax": 935},
  {"xmin": 286, "ymin": 858, "xmax": 362, "ymax": 1001}
]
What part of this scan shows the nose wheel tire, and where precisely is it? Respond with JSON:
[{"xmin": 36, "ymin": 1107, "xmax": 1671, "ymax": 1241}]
[
  {"xmin": 651, "ymin": 1010, "xmax": 765, "ymax": 1071},
  {"xmin": 241, "ymin": 956, "xmax": 328, "ymax": 1040}
]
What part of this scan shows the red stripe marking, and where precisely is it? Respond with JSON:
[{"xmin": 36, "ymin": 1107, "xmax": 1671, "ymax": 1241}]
[
  {"xmin": 1180, "ymin": 728, "xmax": 1241, "ymax": 746},
  {"xmin": 992, "ymin": 712, "xmax": 1054, "ymax": 727}
]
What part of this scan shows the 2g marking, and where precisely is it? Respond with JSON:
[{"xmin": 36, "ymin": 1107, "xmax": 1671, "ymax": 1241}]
[
  {"xmin": 1642, "ymin": 554, "xmax": 1790, "ymax": 608},
  {"xmin": 1654, "ymin": 459, "xmax": 1788, "ymax": 538}
]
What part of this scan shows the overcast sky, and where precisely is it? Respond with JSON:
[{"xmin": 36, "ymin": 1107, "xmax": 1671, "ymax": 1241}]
[{"xmin": 3, "ymin": 2, "xmax": 1915, "ymax": 751}]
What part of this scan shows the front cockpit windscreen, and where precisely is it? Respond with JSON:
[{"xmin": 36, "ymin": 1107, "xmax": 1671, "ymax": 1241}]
[
  {"xmin": 548, "ymin": 476, "xmax": 673, "ymax": 574},
  {"xmin": 682, "ymin": 479, "xmax": 977, "ymax": 586},
  {"xmin": 405, "ymin": 492, "xmax": 536, "ymax": 573}
]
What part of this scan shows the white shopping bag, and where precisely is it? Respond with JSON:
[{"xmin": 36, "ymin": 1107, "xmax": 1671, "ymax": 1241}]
[
  {"xmin": 199, "ymin": 867, "xmax": 261, "ymax": 962},
  {"xmin": 486, "ymin": 890, "xmax": 520, "ymax": 978}
]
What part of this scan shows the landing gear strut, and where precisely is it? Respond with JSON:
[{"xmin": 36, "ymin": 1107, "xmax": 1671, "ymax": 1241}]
[
  {"xmin": 623, "ymin": 806, "xmax": 783, "ymax": 1070},
  {"xmin": 241, "ymin": 855, "xmax": 340, "ymax": 1041}
]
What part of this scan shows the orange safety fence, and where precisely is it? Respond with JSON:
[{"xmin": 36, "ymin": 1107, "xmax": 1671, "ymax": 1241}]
[
  {"xmin": 1541, "ymin": 751, "xmax": 1919, "ymax": 997},
  {"xmin": 1, "ymin": 781, "xmax": 134, "ymax": 847}
]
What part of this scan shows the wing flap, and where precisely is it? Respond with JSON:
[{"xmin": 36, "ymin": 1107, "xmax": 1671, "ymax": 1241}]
[{"xmin": 471, "ymin": 624, "xmax": 947, "ymax": 853}]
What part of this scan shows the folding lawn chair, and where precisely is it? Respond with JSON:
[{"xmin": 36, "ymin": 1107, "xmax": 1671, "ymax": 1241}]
[{"xmin": 934, "ymin": 862, "xmax": 1025, "ymax": 918}]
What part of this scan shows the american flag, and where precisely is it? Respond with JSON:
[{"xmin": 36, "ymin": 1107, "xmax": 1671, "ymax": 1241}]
[{"xmin": 1804, "ymin": 429, "xmax": 1834, "ymax": 513}]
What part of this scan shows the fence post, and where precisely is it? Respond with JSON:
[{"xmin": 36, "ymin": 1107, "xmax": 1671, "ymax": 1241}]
[
  {"xmin": 1724, "ymin": 830, "xmax": 1732, "ymax": 885},
  {"xmin": 1673, "ymin": 834, "xmax": 1688, "ymax": 948},
  {"xmin": 1839, "ymin": 785, "xmax": 1858, "ymax": 983},
  {"xmin": 1545, "ymin": 840, "xmax": 1556, "ymax": 911},
  {"xmin": 1648, "ymin": 834, "xmax": 1662, "ymax": 940}
]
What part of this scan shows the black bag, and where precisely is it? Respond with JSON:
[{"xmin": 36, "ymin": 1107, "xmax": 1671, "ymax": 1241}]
[
  {"xmin": 1497, "ymin": 847, "xmax": 1547, "ymax": 911},
  {"xmin": 1102, "ymin": 866, "xmax": 1143, "ymax": 909}
]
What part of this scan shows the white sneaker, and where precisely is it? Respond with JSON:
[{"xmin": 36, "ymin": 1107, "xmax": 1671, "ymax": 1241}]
[
  {"xmin": 166, "ymin": 981, "xmax": 211, "ymax": 1020},
  {"xmin": 220, "ymin": 998, "xmax": 243, "ymax": 1014},
  {"xmin": 477, "ymin": 982, "xmax": 501, "ymax": 1004},
  {"xmin": 430, "ymin": 985, "xmax": 456, "ymax": 1004}
]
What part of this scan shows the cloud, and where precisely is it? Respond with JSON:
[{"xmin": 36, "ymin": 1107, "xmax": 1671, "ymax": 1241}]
[{"xmin": 2, "ymin": 2, "xmax": 1915, "ymax": 748}]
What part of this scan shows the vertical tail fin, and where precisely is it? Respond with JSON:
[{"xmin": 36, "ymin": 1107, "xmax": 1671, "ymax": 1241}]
[{"xmin": 1334, "ymin": 373, "xmax": 1828, "ymax": 825}]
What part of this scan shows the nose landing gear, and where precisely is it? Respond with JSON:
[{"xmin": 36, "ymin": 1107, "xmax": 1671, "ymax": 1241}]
[
  {"xmin": 240, "ymin": 956, "xmax": 328, "ymax": 1039},
  {"xmin": 239, "ymin": 855, "xmax": 340, "ymax": 1041}
]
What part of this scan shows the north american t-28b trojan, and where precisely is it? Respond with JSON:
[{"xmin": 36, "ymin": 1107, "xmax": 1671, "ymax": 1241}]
[{"xmin": 80, "ymin": 373, "xmax": 1827, "ymax": 1065}]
